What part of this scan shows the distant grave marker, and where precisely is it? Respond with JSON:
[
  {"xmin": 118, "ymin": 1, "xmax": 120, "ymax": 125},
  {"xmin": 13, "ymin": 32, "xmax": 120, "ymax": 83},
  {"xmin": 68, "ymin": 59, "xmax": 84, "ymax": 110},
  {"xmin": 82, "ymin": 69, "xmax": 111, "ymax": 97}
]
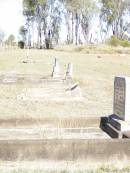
[
  {"xmin": 52, "ymin": 58, "xmax": 60, "ymax": 78},
  {"xmin": 66, "ymin": 63, "xmax": 73, "ymax": 78}
]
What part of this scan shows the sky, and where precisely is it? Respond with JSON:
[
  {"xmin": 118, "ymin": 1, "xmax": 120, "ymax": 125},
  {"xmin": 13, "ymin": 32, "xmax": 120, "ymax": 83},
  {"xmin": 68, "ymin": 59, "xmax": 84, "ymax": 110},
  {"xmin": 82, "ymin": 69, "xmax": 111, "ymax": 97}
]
[{"xmin": 0, "ymin": 0, "xmax": 24, "ymax": 40}]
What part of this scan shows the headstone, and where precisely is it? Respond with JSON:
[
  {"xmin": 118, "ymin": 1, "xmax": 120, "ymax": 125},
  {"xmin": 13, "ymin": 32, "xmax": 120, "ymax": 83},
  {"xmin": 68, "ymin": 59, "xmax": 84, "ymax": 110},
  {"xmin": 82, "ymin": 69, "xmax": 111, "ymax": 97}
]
[
  {"xmin": 26, "ymin": 46, "xmax": 30, "ymax": 58},
  {"xmin": 66, "ymin": 63, "xmax": 73, "ymax": 78},
  {"xmin": 52, "ymin": 58, "xmax": 60, "ymax": 78},
  {"xmin": 114, "ymin": 76, "xmax": 130, "ymax": 121},
  {"xmin": 108, "ymin": 76, "xmax": 130, "ymax": 132}
]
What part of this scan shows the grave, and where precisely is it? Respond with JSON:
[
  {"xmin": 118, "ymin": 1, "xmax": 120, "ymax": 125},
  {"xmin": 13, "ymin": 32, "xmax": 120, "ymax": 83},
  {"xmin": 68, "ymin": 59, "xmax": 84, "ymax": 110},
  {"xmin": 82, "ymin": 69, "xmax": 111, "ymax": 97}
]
[
  {"xmin": 2, "ymin": 74, "xmax": 18, "ymax": 84},
  {"xmin": 66, "ymin": 63, "xmax": 73, "ymax": 78},
  {"xmin": 101, "ymin": 76, "xmax": 130, "ymax": 138},
  {"xmin": 52, "ymin": 58, "xmax": 60, "ymax": 78},
  {"xmin": 1, "ymin": 75, "xmax": 130, "ymax": 165},
  {"xmin": 17, "ymin": 82, "xmax": 83, "ymax": 101}
]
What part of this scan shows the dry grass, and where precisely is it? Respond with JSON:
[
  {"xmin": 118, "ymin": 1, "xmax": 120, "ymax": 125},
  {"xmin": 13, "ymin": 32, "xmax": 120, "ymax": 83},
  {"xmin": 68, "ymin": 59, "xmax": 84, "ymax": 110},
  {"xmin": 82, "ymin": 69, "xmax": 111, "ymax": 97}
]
[
  {"xmin": 0, "ymin": 47, "xmax": 130, "ymax": 119},
  {"xmin": 55, "ymin": 44, "xmax": 130, "ymax": 54},
  {"xmin": 0, "ymin": 161, "xmax": 130, "ymax": 173}
]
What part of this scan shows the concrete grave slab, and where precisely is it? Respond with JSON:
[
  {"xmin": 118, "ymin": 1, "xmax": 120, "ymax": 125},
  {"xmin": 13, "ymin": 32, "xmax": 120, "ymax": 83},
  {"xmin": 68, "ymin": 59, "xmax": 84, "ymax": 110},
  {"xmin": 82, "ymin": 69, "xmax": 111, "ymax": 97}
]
[{"xmin": 17, "ymin": 86, "xmax": 83, "ymax": 101}]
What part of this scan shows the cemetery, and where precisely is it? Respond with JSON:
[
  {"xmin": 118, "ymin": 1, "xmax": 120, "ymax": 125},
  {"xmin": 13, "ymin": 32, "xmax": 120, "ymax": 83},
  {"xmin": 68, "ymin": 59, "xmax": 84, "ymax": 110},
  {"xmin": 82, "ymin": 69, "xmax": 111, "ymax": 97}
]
[
  {"xmin": 0, "ymin": 50, "xmax": 130, "ymax": 171},
  {"xmin": 1, "ymin": 0, "xmax": 130, "ymax": 171}
]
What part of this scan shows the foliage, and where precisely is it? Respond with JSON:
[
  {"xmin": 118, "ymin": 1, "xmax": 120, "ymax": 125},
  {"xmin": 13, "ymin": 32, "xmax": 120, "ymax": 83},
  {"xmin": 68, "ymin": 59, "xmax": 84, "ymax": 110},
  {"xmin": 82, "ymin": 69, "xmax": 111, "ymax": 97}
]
[
  {"xmin": 0, "ymin": 28, "xmax": 5, "ymax": 42},
  {"xmin": 63, "ymin": 0, "xmax": 98, "ymax": 45},
  {"xmin": 22, "ymin": 0, "xmax": 130, "ymax": 46},
  {"xmin": 107, "ymin": 36, "xmax": 130, "ymax": 47},
  {"xmin": 100, "ymin": 0, "xmax": 128, "ymax": 38},
  {"xmin": 18, "ymin": 41, "xmax": 25, "ymax": 49},
  {"xmin": 5, "ymin": 34, "xmax": 15, "ymax": 46},
  {"xmin": 19, "ymin": 26, "xmax": 27, "ymax": 43},
  {"xmin": 23, "ymin": 0, "xmax": 62, "ymax": 49}
]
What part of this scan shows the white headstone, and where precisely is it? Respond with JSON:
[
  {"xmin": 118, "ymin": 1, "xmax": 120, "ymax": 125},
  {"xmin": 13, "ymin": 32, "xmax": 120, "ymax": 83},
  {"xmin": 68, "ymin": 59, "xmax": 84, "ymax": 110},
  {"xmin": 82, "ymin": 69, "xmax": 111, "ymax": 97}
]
[
  {"xmin": 66, "ymin": 63, "xmax": 73, "ymax": 78},
  {"xmin": 52, "ymin": 58, "xmax": 60, "ymax": 77},
  {"xmin": 114, "ymin": 76, "xmax": 130, "ymax": 121}
]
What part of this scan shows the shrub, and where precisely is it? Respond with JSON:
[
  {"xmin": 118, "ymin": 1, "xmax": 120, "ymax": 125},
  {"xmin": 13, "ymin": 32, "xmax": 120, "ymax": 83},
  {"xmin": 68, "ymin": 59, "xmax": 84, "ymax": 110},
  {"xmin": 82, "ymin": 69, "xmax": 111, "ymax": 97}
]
[
  {"xmin": 18, "ymin": 41, "xmax": 25, "ymax": 49},
  {"xmin": 108, "ymin": 36, "xmax": 130, "ymax": 47},
  {"xmin": 120, "ymin": 39, "xmax": 130, "ymax": 47},
  {"xmin": 107, "ymin": 36, "xmax": 120, "ymax": 47}
]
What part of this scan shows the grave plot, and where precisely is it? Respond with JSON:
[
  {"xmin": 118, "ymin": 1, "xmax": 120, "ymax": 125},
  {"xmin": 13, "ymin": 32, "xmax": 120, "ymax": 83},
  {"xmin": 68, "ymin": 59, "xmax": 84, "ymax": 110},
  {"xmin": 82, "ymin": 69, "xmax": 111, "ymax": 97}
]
[
  {"xmin": 0, "ymin": 116, "xmax": 109, "ymax": 140},
  {"xmin": 0, "ymin": 59, "xmax": 83, "ymax": 101},
  {"xmin": 0, "ymin": 117, "xmax": 130, "ymax": 166},
  {"xmin": 101, "ymin": 76, "xmax": 130, "ymax": 138},
  {"xmin": 0, "ymin": 73, "xmax": 65, "ymax": 84},
  {"xmin": 17, "ymin": 82, "xmax": 82, "ymax": 101},
  {"xmin": 0, "ymin": 73, "xmax": 18, "ymax": 84},
  {"xmin": 0, "ymin": 77, "xmax": 130, "ymax": 166},
  {"xmin": 0, "ymin": 58, "xmax": 73, "ymax": 84},
  {"xmin": 0, "ymin": 117, "xmax": 111, "ymax": 163}
]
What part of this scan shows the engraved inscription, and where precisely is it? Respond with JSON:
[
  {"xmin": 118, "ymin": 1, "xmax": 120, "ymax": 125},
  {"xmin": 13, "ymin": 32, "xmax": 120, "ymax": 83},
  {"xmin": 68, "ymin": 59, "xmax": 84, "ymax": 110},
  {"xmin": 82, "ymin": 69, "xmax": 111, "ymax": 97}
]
[{"xmin": 114, "ymin": 77, "xmax": 126, "ymax": 120}]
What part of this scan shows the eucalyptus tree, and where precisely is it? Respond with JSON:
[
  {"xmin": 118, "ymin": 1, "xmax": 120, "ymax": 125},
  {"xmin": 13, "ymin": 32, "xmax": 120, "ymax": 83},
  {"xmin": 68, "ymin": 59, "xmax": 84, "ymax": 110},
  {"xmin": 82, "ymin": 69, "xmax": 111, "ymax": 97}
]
[
  {"xmin": 23, "ymin": 0, "xmax": 62, "ymax": 48},
  {"xmin": 7, "ymin": 34, "xmax": 15, "ymax": 46},
  {"xmin": 23, "ymin": 0, "xmax": 36, "ymax": 47},
  {"xmin": 80, "ymin": 0, "xmax": 98, "ymax": 43},
  {"xmin": 19, "ymin": 25, "xmax": 28, "ymax": 44},
  {"xmin": 100, "ymin": 0, "xmax": 128, "ymax": 39},
  {"xmin": 0, "ymin": 29, "xmax": 5, "ymax": 45},
  {"xmin": 62, "ymin": 0, "xmax": 98, "ymax": 45},
  {"xmin": 62, "ymin": 0, "xmax": 81, "ymax": 44},
  {"xmin": 36, "ymin": 0, "xmax": 62, "ymax": 48}
]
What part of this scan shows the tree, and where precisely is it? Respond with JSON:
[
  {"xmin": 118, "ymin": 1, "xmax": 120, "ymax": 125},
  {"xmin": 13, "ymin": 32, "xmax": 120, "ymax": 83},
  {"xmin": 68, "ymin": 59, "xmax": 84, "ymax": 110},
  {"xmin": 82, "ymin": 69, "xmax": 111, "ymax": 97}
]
[
  {"xmin": 7, "ymin": 34, "xmax": 15, "ymax": 46},
  {"xmin": 23, "ymin": 0, "xmax": 62, "ymax": 49},
  {"xmin": 19, "ymin": 25, "xmax": 27, "ymax": 43},
  {"xmin": 100, "ymin": 0, "xmax": 128, "ymax": 39},
  {"xmin": 0, "ymin": 29, "xmax": 5, "ymax": 45},
  {"xmin": 23, "ymin": 0, "xmax": 36, "ymax": 48},
  {"xmin": 62, "ymin": 0, "xmax": 98, "ymax": 44}
]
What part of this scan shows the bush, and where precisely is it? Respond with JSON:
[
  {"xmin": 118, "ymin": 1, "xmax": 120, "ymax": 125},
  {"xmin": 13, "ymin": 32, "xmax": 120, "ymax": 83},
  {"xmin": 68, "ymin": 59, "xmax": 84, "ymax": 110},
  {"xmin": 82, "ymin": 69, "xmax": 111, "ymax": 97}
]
[
  {"xmin": 120, "ymin": 39, "xmax": 130, "ymax": 47},
  {"xmin": 108, "ymin": 36, "xmax": 120, "ymax": 47},
  {"xmin": 18, "ymin": 41, "xmax": 25, "ymax": 49},
  {"xmin": 107, "ymin": 36, "xmax": 130, "ymax": 47}
]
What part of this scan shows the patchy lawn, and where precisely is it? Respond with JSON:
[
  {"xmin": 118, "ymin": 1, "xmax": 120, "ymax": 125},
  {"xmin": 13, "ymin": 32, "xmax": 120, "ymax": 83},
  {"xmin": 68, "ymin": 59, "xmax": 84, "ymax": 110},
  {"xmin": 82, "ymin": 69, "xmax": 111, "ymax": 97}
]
[{"xmin": 0, "ymin": 48, "xmax": 130, "ymax": 118}]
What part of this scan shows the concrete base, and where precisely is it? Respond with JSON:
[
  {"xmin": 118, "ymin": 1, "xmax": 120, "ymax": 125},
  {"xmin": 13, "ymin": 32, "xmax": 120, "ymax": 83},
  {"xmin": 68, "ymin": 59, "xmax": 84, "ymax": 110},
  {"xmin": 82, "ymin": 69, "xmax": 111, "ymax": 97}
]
[
  {"xmin": 0, "ymin": 117, "xmax": 129, "ymax": 164},
  {"xmin": 100, "ymin": 116, "xmax": 130, "ymax": 139},
  {"xmin": 0, "ymin": 139, "xmax": 129, "ymax": 162},
  {"xmin": 100, "ymin": 117, "xmax": 122, "ymax": 138},
  {"xmin": 109, "ymin": 115, "xmax": 130, "ymax": 131}
]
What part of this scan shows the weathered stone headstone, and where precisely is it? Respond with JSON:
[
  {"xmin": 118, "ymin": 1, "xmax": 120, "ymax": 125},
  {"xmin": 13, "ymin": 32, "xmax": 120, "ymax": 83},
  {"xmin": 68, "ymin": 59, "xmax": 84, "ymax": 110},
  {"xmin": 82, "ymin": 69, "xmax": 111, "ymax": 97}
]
[
  {"xmin": 52, "ymin": 58, "xmax": 60, "ymax": 78},
  {"xmin": 108, "ymin": 76, "xmax": 130, "ymax": 132},
  {"xmin": 114, "ymin": 76, "xmax": 130, "ymax": 121},
  {"xmin": 102, "ymin": 76, "xmax": 130, "ymax": 137},
  {"xmin": 66, "ymin": 63, "xmax": 73, "ymax": 78},
  {"xmin": 26, "ymin": 46, "xmax": 30, "ymax": 58}
]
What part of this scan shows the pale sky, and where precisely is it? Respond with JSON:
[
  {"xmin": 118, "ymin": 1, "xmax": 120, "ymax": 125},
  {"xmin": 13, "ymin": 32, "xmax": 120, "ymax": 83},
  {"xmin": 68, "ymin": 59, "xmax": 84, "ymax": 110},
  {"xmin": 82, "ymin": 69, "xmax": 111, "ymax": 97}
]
[{"xmin": 0, "ymin": 0, "xmax": 24, "ymax": 39}]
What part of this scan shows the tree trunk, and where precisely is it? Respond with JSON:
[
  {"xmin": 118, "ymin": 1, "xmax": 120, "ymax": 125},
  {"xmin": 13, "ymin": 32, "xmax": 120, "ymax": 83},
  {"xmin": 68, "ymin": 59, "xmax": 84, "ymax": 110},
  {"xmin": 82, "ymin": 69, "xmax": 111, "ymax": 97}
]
[
  {"xmin": 71, "ymin": 12, "xmax": 74, "ymax": 44},
  {"xmin": 75, "ymin": 12, "xmax": 79, "ymax": 45},
  {"xmin": 66, "ymin": 11, "xmax": 71, "ymax": 44}
]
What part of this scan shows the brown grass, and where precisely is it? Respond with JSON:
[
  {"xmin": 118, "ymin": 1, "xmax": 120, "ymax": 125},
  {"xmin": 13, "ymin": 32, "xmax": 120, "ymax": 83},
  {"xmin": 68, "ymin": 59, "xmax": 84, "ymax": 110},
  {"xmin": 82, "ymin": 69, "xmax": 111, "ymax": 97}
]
[{"xmin": 0, "ymin": 48, "xmax": 129, "ymax": 119}]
